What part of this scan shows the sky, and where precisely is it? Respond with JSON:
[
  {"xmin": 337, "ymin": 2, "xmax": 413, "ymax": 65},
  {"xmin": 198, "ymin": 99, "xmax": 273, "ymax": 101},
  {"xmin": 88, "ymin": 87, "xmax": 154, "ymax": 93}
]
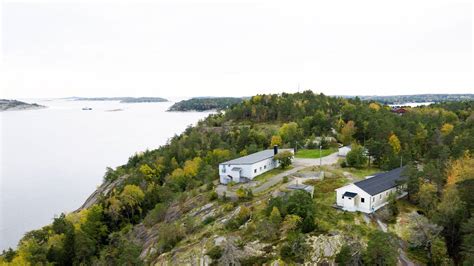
[{"xmin": 0, "ymin": 0, "xmax": 472, "ymax": 98}]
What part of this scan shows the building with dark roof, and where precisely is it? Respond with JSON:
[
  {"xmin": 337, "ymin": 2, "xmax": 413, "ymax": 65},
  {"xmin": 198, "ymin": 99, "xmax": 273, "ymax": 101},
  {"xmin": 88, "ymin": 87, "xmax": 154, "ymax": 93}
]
[{"xmin": 335, "ymin": 167, "xmax": 407, "ymax": 213}]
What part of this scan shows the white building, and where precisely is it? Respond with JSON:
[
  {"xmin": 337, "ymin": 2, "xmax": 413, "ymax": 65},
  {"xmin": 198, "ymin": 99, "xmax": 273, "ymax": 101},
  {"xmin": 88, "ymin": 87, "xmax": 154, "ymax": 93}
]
[
  {"xmin": 338, "ymin": 145, "xmax": 352, "ymax": 157},
  {"xmin": 335, "ymin": 167, "xmax": 407, "ymax": 213},
  {"xmin": 219, "ymin": 146, "xmax": 294, "ymax": 184}
]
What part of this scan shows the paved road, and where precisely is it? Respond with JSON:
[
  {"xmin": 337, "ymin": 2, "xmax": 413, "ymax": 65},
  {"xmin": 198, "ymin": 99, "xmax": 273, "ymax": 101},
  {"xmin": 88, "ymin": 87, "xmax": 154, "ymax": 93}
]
[{"xmin": 216, "ymin": 152, "xmax": 340, "ymax": 199}]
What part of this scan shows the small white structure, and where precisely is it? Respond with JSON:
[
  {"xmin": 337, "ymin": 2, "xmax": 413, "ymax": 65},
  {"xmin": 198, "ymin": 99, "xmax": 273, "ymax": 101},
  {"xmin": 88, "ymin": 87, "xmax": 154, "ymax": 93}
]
[
  {"xmin": 338, "ymin": 145, "xmax": 352, "ymax": 157},
  {"xmin": 335, "ymin": 167, "xmax": 407, "ymax": 213},
  {"xmin": 287, "ymin": 184, "xmax": 314, "ymax": 197},
  {"xmin": 219, "ymin": 146, "xmax": 294, "ymax": 184}
]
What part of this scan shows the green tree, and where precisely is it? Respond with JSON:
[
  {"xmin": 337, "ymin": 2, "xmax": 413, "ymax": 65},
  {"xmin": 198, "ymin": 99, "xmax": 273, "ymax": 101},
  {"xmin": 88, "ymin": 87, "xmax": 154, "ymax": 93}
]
[
  {"xmin": 364, "ymin": 231, "xmax": 398, "ymax": 265},
  {"xmin": 461, "ymin": 217, "xmax": 474, "ymax": 265},
  {"xmin": 417, "ymin": 182, "xmax": 438, "ymax": 217},
  {"xmin": 120, "ymin": 185, "xmax": 145, "ymax": 220},
  {"xmin": 346, "ymin": 144, "xmax": 368, "ymax": 169},
  {"xmin": 280, "ymin": 233, "xmax": 309, "ymax": 263},
  {"xmin": 279, "ymin": 122, "xmax": 300, "ymax": 146},
  {"xmin": 274, "ymin": 150, "xmax": 293, "ymax": 169},
  {"xmin": 340, "ymin": 120, "xmax": 356, "ymax": 145}
]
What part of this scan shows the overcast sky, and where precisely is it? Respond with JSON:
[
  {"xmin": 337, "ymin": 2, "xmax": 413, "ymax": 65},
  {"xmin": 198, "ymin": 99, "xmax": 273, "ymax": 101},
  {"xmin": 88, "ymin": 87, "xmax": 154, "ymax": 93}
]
[{"xmin": 1, "ymin": 0, "xmax": 472, "ymax": 98}]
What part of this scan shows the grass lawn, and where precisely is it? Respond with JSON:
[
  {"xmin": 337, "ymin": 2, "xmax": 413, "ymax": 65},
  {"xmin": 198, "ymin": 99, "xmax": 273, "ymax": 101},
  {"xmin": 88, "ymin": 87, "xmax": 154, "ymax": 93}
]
[
  {"xmin": 252, "ymin": 166, "xmax": 294, "ymax": 183},
  {"xmin": 295, "ymin": 148, "xmax": 336, "ymax": 159},
  {"xmin": 344, "ymin": 167, "xmax": 381, "ymax": 179}
]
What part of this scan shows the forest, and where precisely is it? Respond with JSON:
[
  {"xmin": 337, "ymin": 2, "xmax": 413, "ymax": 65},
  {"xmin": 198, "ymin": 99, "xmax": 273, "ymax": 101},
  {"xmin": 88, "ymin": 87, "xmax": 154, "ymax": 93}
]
[
  {"xmin": 1, "ymin": 91, "xmax": 473, "ymax": 265},
  {"xmin": 167, "ymin": 97, "xmax": 244, "ymax": 111}
]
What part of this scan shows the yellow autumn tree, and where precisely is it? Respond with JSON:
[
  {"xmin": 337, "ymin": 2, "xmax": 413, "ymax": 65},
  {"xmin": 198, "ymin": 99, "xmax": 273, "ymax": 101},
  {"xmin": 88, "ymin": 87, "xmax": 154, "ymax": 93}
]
[
  {"xmin": 271, "ymin": 135, "xmax": 282, "ymax": 147},
  {"xmin": 340, "ymin": 120, "xmax": 357, "ymax": 145},
  {"xmin": 369, "ymin": 102, "xmax": 381, "ymax": 111},
  {"xmin": 183, "ymin": 157, "xmax": 202, "ymax": 177},
  {"xmin": 446, "ymin": 152, "xmax": 474, "ymax": 186},
  {"xmin": 388, "ymin": 133, "xmax": 401, "ymax": 154},
  {"xmin": 441, "ymin": 123, "xmax": 454, "ymax": 136}
]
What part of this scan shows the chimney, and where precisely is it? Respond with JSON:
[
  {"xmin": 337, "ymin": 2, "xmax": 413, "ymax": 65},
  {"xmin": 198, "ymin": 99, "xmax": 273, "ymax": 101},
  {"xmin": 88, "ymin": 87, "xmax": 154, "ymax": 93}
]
[{"xmin": 273, "ymin": 145, "xmax": 278, "ymax": 155}]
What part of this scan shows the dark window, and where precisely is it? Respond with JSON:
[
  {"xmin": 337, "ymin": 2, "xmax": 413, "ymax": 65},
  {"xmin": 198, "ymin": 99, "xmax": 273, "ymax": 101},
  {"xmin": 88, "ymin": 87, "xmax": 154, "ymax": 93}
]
[
  {"xmin": 264, "ymin": 165, "xmax": 266, "ymax": 169},
  {"xmin": 361, "ymin": 198, "xmax": 365, "ymax": 203},
  {"xmin": 254, "ymin": 169, "xmax": 257, "ymax": 173}
]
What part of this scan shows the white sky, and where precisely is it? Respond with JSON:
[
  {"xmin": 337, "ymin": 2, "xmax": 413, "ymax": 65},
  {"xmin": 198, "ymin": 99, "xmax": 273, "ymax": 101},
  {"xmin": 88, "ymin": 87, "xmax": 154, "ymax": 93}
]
[{"xmin": 0, "ymin": 0, "xmax": 472, "ymax": 98}]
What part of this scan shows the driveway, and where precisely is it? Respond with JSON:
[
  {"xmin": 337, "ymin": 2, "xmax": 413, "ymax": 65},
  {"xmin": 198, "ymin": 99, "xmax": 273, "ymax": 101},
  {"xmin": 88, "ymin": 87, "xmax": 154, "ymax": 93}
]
[{"xmin": 216, "ymin": 152, "xmax": 340, "ymax": 199}]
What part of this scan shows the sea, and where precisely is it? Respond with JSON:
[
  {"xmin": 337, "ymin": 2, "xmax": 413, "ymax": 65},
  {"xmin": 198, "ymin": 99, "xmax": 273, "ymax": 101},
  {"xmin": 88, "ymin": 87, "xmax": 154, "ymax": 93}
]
[{"xmin": 0, "ymin": 98, "xmax": 212, "ymax": 250}]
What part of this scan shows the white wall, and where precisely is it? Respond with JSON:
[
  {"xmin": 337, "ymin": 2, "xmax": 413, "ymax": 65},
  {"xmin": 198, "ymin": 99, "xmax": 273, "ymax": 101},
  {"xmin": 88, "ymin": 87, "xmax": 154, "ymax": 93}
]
[
  {"xmin": 335, "ymin": 184, "xmax": 372, "ymax": 213},
  {"xmin": 336, "ymin": 184, "xmax": 403, "ymax": 213},
  {"xmin": 219, "ymin": 158, "xmax": 278, "ymax": 184}
]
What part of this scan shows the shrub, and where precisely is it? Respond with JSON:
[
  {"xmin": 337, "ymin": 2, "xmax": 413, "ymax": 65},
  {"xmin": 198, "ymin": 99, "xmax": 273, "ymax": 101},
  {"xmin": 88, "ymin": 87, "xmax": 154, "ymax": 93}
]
[
  {"xmin": 202, "ymin": 216, "xmax": 216, "ymax": 225},
  {"xmin": 156, "ymin": 223, "xmax": 185, "ymax": 254},
  {"xmin": 282, "ymin": 176, "xmax": 289, "ymax": 183},
  {"xmin": 280, "ymin": 233, "xmax": 309, "ymax": 263},
  {"xmin": 144, "ymin": 203, "xmax": 167, "ymax": 227},
  {"xmin": 206, "ymin": 245, "xmax": 223, "ymax": 260},
  {"xmin": 208, "ymin": 191, "xmax": 218, "ymax": 201}
]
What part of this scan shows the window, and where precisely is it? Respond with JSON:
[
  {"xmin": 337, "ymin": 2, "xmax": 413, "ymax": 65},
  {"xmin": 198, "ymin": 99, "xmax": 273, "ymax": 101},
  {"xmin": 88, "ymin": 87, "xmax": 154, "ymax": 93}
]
[
  {"xmin": 264, "ymin": 165, "xmax": 266, "ymax": 169},
  {"xmin": 254, "ymin": 169, "xmax": 257, "ymax": 173},
  {"xmin": 379, "ymin": 195, "xmax": 382, "ymax": 199},
  {"xmin": 372, "ymin": 197, "xmax": 375, "ymax": 202},
  {"xmin": 361, "ymin": 198, "xmax": 365, "ymax": 203},
  {"xmin": 260, "ymin": 167, "xmax": 262, "ymax": 171}
]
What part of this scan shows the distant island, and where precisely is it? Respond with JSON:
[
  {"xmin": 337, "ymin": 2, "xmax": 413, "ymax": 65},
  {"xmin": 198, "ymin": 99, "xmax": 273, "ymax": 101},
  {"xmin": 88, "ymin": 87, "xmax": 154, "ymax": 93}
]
[
  {"xmin": 342, "ymin": 94, "xmax": 474, "ymax": 104},
  {"xmin": 72, "ymin": 97, "xmax": 168, "ymax": 103},
  {"xmin": 0, "ymin": 99, "xmax": 46, "ymax": 111},
  {"xmin": 168, "ymin": 97, "xmax": 244, "ymax": 111}
]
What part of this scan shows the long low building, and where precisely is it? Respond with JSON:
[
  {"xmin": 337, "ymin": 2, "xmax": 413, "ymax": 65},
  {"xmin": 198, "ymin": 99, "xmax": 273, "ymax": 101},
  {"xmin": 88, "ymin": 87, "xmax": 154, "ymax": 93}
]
[
  {"xmin": 219, "ymin": 146, "xmax": 294, "ymax": 184},
  {"xmin": 335, "ymin": 167, "xmax": 407, "ymax": 213}
]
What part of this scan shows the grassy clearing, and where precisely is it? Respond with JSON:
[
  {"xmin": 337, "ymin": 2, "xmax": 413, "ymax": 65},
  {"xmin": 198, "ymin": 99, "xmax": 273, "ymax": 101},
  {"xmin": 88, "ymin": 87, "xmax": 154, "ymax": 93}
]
[
  {"xmin": 331, "ymin": 166, "xmax": 381, "ymax": 181},
  {"xmin": 252, "ymin": 166, "xmax": 293, "ymax": 183},
  {"xmin": 295, "ymin": 148, "xmax": 336, "ymax": 159}
]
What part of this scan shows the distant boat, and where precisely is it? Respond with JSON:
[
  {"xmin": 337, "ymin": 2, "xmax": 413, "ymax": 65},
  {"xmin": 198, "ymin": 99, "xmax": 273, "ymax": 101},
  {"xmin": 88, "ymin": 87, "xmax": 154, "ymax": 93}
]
[{"xmin": 82, "ymin": 107, "xmax": 92, "ymax": 110}]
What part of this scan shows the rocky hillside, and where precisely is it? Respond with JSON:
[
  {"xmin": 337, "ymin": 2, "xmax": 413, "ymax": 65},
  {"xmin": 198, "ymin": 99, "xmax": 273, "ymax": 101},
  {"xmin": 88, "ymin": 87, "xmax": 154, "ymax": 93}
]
[
  {"xmin": 0, "ymin": 99, "xmax": 46, "ymax": 111},
  {"xmin": 2, "ymin": 92, "xmax": 473, "ymax": 265}
]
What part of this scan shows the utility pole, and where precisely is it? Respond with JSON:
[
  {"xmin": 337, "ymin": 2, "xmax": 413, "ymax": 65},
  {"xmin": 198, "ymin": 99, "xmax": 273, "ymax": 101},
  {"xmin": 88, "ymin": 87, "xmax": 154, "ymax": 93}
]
[
  {"xmin": 400, "ymin": 155, "xmax": 403, "ymax": 168},
  {"xmin": 319, "ymin": 145, "xmax": 322, "ymax": 168}
]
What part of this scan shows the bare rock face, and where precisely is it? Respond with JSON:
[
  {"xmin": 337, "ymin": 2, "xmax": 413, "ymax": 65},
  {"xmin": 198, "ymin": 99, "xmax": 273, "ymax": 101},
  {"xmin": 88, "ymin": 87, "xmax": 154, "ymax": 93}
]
[
  {"xmin": 306, "ymin": 234, "xmax": 344, "ymax": 264},
  {"xmin": 76, "ymin": 175, "xmax": 128, "ymax": 211}
]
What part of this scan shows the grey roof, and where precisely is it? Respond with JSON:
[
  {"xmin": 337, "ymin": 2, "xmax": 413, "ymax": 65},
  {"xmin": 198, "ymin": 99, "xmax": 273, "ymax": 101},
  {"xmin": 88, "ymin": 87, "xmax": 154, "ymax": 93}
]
[
  {"xmin": 343, "ymin": 191, "xmax": 358, "ymax": 198},
  {"xmin": 221, "ymin": 149, "xmax": 292, "ymax": 165},
  {"xmin": 354, "ymin": 167, "xmax": 407, "ymax": 196}
]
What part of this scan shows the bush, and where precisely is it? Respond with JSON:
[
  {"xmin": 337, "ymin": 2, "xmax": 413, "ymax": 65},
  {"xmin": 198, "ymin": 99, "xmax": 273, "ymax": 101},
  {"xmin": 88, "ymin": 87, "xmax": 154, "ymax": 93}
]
[
  {"xmin": 225, "ymin": 206, "xmax": 251, "ymax": 230},
  {"xmin": 280, "ymin": 233, "xmax": 309, "ymax": 263},
  {"xmin": 156, "ymin": 223, "xmax": 185, "ymax": 254},
  {"xmin": 282, "ymin": 176, "xmax": 289, "ymax": 183},
  {"xmin": 206, "ymin": 245, "xmax": 223, "ymax": 260},
  {"xmin": 208, "ymin": 191, "xmax": 218, "ymax": 201},
  {"xmin": 202, "ymin": 216, "xmax": 216, "ymax": 225},
  {"xmin": 143, "ymin": 203, "xmax": 168, "ymax": 227}
]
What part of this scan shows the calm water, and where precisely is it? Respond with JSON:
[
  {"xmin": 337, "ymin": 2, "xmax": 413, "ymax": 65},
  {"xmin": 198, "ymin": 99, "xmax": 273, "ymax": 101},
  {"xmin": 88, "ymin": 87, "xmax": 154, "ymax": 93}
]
[{"xmin": 0, "ymin": 99, "xmax": 212, "ymax": 250}]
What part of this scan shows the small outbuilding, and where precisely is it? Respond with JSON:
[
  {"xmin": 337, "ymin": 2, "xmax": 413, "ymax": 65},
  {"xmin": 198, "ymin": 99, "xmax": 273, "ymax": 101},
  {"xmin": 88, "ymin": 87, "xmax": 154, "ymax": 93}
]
[
  {"xmin": 287, "ymin": 184, "xmax": 314, "ymax": 197},
  {"xmin": 335, "ymin": 167, "xmax": 407, "ymax": 213}
]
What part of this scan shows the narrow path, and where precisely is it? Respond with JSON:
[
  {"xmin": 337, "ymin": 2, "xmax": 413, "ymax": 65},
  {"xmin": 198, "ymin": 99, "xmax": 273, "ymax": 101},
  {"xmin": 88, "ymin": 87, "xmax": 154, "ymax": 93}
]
[
  {"xmin": 372, "ymin": 215, "xmax": 416, "ymax": 266},
  {"xmin": 216, "ymin": 152, "xmax": 340, "ymax": 199}
]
